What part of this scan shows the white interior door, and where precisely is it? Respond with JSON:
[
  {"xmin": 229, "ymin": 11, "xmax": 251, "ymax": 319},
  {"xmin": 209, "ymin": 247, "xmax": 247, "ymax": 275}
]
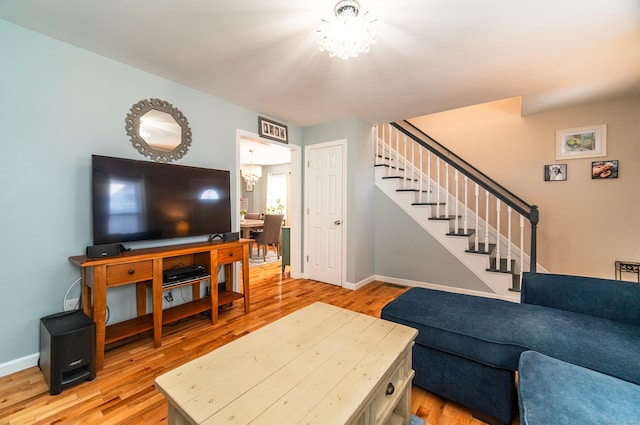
[{"xmin": 305, "ymin": 141, "xmax": 344, "ymax": 286}]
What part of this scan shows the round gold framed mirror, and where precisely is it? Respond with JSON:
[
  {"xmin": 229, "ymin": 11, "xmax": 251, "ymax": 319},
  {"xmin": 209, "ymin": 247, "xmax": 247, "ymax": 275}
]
[{"xmin": 125, "ymin": 98, "xmax": 192, "ymax": 162}]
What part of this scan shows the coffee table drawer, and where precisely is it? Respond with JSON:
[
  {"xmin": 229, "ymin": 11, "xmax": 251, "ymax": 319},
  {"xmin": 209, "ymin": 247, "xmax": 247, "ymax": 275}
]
[
  {"xmin": 106, "ymin": 260, "xmax": 153, "ymax": 286},
  {"xmin": 371, "ymin": 345, "xmax": 414, "ymax": 425}
]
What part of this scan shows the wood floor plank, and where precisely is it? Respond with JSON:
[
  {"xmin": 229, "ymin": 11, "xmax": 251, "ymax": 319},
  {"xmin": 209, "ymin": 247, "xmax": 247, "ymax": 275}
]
[{"xmin": 0, "ymin": 261, "xmax": 517, "ymax": 425}]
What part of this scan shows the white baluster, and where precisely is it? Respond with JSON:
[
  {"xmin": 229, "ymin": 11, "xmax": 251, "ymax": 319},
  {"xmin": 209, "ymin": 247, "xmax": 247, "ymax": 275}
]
[
  {"xmin": 474, "ymin": 184, "xmax": 479, "ymax": 251},
  {"xmin": 463, "ymin": 176, "xmax": 469, "ymax": 235},
  {"xmin": 520, "ymin": 216, "xmax": 525, "ymax": 277},
  {"xmin": 419, "ymin": 147, "xmax": 423, "ymax": 204},
  {"xmin": 484, "ymin": 191, "xmax": 490, "ymax": 252},
  {"xmin": 403, "ymin": 133, "xmax": 407, "ymax": 186},
  {"xmin": 375, "ymin": 125, "xmax": 380, "ymax": 166},
  {"xmin": 444, "ymin": 163, "xmax": 450, "ymax": 218},
  {"xmin": 410, "ymin": 138, "xmax": 415, "ymax": 191},
  {"xmin": 454, "ymin": 170, "xmax": 459, "ymax": 232},
  {"xmin": 496, "ymin": 200, "xmax": 501, "ymax": 269},
  {"xmin": 436, "ymin": 159, "xmax": 441, "ymax": 215},
  {"xmin": 427, "ymin": 151, "xmax": 432, "ymax": 204},
  {"xmin": 384, "ymin": 124, "xmax": 389, "ymax": 177},
  {"xmin": 379, "ymin": 125, "xmax": 384, "ymax": 174},
  {"xmin": 507, "ymin": 206, "xmax": 512, "ymax": 272},
  {"xmin": 395, "ymin": 128, "xmax": 400, "ymax": 177},
  {"xmin": 388, "ymin": 126, "xmax": 392, "ymax": 173},
  {"xmin": 411, "ymin": 137, "xmax": 416, "ymax": 191}
]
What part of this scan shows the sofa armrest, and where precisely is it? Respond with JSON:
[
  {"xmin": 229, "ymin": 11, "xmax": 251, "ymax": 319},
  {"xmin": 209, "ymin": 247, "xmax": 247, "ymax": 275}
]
[{"xmin": 521, "ymin": 272, "xmax": 640, "ymax": 326}]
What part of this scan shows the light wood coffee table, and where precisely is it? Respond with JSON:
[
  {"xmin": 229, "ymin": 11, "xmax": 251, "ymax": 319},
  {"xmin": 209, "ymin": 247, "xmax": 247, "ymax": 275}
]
[{"xmin": 155, "ymin": 302, "xmax": 417, "ymax": 425}]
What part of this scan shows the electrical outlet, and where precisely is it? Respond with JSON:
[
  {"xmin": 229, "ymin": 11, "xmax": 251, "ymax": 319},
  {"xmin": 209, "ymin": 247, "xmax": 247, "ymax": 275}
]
[{"xmin": 64, "ymin": 297, "xmax": 79, "ymax": 311}]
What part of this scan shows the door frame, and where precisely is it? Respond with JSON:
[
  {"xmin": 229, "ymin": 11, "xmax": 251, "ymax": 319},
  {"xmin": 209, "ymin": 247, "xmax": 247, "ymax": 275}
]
[
  {"xmin": 236, "ymin": 129, "xmax": 302, "ymax": 278},
  {"xmin": 303, "ymin": 139, "xmax": 347, "ymax": 286}
]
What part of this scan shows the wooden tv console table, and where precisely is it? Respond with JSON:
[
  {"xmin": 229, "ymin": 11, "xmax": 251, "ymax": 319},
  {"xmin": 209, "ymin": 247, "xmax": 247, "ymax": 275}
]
[{"xmin": 69, "ymin": 239, "xmax": 251, "ymax": 370}]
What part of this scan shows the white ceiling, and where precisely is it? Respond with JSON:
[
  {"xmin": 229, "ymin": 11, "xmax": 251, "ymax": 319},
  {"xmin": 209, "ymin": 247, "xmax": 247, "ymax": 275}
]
[
  {"xmin": 239, "ymin": 136, "xmax": 291, "ymax": 166},
  {"xmin": 1, "ymin": 0, "xmax": 639, "ymax": 131}
]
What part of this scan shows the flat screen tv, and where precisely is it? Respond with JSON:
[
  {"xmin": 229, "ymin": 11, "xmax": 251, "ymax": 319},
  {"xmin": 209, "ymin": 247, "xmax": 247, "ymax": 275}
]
[{"xmin": 91, "ymin": 155, "xmax": 231, "ymax": 245}]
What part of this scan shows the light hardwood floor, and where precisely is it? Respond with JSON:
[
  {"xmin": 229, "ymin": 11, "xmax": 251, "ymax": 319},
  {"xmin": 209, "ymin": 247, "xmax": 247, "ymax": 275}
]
[{"xmin": 0, "ymin": 261, "xmax": 518, "ymax": 425}]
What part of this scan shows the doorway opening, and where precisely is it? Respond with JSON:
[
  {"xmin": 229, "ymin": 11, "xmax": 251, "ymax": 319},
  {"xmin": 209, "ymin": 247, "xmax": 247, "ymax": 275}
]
[{"xmin": 236, "ymin": 130, "xmax": 301, "ymax": 278}]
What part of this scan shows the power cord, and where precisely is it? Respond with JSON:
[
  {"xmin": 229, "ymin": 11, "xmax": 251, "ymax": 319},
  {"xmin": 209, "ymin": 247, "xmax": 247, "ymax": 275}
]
[{"xmin": 62, "ymin": 276, "xmax": 82, "ymax": 311}]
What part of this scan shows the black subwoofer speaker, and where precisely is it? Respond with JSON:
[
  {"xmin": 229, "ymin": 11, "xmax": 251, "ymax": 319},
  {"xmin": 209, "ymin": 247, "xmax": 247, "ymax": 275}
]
[
  {"xmin": 39, "ymin": 310, "xmax": 96, "ymax": 395},
  {"xmin": 222, "ymin": 231, "xmax": 240, "ymax": 242},
  {"xmin": 86, "ymin": 243, "xmax": 122, "ymax": 258}
]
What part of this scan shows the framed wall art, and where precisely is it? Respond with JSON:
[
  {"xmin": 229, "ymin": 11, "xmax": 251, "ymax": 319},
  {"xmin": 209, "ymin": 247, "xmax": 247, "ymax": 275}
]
[
  {"xmin": 555, "ymin": 124, "xmax": 606, "ymax": 160},
  {"xmin": 259, "ymin": 116, "xmax": 288, "ymax": 144},
  {"xmin": 544, "ymin": 164, "xmax": 567, "ymax": 181},
  {"xmin": 591, "ymin": 160, "xmax": 618, "ymax": 179}
]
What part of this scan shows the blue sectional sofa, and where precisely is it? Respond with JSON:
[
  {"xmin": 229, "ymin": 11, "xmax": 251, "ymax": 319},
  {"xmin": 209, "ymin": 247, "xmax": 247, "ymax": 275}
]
[
  {"xmin": 380, "ymin": 272, "xmax": 640, "ymax": 424},
  {"xmin": 518, "ymin": 350, "xmax": 640, "ymax": 425}
]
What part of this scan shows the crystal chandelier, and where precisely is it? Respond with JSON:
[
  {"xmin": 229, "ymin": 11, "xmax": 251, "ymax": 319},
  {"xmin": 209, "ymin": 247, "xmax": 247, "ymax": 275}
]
[
  {"xmin": 241, "ymin": 150, "xmax": 262, "ymax": 185},
  {"xmin": 317, "ymin": 0, "xmax": 377, "ymax": 60}
]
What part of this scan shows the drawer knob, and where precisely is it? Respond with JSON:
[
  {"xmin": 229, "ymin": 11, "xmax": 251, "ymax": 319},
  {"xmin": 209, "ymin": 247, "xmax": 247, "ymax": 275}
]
[
  {"xmin": 228, "ymin": 252, "xmax": 234, "ymax": 257},
  {"xmin": 385, "ymin": 382, "xmax": 394, "ymax": 396},
  {"xmin": 128, "ymin": 269, "xmax": 135, "ymax": 275}
]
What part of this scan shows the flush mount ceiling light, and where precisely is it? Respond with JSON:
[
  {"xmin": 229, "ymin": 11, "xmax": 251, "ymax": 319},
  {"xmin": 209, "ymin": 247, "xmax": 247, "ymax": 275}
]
[{"xmin": 317, "ymin": 0, "xmax": 377, "ymax": 60}]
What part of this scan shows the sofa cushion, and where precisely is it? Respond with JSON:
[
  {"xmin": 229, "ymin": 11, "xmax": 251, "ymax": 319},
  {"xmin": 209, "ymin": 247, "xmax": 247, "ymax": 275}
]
[
  {"xmin": 381, "ymin": 287, "xmax": 640, "ymax": 384},
  {"xmin": 521, "ymin": 272, "xmax": 640, "ymax": 326},
  {"xmin": 518, "ymin": 350, "xmax": 640, "ymax": 425}
]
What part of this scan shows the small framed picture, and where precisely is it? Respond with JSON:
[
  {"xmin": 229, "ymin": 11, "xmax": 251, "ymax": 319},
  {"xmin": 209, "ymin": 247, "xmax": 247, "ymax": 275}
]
[
  {"xmin": 591, "ymin": 160, "xmax": 618, "ymax": 179},
  {"xmin": 245, "ymin": 181, "xmax": 254, "ymax": 192},
  {"xmin": 259, "ymin": 116, "xmax": 288, "ymax": 144},
  {"xmin": 544, "ymin": 164, "xmax": 567, "ymax": 181},
  {"xmin": 555, "ymin": 124, "xmax": 606, "ymax": 160}
]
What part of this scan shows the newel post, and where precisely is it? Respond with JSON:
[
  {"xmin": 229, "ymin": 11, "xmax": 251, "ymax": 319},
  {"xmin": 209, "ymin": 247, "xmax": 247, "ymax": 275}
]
[{"xmin": 529, "ymin": 205, "xmax": 539, "ymax": 273}]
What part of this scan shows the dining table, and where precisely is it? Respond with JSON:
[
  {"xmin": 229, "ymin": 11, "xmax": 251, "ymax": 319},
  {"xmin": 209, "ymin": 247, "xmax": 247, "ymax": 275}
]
[{"xmin": 240, "ymin": 218, "xmax": 264, "ymax": 239}]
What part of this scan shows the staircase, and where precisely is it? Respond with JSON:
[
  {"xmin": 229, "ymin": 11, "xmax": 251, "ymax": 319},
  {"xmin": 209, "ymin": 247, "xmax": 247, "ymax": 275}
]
[{"xmin": 375, "ymin": 121, "xmax": 541, "ymax": 298}]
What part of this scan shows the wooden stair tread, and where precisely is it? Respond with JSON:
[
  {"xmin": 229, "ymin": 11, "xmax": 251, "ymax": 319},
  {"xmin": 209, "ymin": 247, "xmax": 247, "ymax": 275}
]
[{"xmin": 429, "ymin": 215, "xmax": 459, "ymax": 221}]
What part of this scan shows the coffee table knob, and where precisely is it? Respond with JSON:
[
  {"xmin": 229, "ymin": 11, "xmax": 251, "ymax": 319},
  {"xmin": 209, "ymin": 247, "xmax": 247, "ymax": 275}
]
[{"xmin": 385, "ymin": 382, "xmax": 395, "ymax": 395}]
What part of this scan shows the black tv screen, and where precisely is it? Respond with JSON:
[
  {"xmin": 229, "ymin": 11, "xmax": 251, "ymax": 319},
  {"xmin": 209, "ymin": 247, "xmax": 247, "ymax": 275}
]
[{"xmin": 91, "ymin": 155, "xmax": 231, "ymax": 245}]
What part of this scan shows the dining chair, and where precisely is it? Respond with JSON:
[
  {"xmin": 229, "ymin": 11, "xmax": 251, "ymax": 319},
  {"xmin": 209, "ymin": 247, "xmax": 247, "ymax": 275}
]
[
  {"xmin": 252, "ymin": 214, "xmax": 284, "ymax": 261},
  {"xmin": 244, "ymin": 213, "xmax": 264, "ymax": 239}
]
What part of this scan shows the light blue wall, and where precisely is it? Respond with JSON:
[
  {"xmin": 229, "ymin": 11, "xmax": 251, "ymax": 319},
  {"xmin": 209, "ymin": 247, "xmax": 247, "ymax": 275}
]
[{"xmin": 0, "ymin": 19, "xmax": 303, "ymax": 365}]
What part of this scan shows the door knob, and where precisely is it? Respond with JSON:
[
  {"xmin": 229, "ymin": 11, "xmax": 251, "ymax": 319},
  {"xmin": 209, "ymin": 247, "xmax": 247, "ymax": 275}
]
[{"xmin": 334, "ymin": 220, "xmax": 341, "ymax": 225}]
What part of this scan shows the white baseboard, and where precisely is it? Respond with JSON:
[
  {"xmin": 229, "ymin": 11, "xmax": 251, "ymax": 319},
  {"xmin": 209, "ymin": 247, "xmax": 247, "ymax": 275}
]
[
  {"xmin": 374, "ymin": 275, "xmax": 520, "ymax": 302},
  {"xmin": 343, "ymin": 274, "xmax": 376, "ymax": 291},
  {"xmin": 344, "ymin": 274, "xmax": 520, "ymax": 302},
  {"xmin": 0, "ymin": 352, "xmax": 39, "ymax": 378}
]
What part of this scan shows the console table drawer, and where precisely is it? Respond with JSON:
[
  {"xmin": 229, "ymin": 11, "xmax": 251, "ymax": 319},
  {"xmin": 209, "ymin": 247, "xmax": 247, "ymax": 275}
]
[
  {"xmin": 106, "ymin": 260, "xmax": 153, "ymax": 286},
  {"xmin": 217, "ymin": 247, "xmax": 243, "ymax": 264}
]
